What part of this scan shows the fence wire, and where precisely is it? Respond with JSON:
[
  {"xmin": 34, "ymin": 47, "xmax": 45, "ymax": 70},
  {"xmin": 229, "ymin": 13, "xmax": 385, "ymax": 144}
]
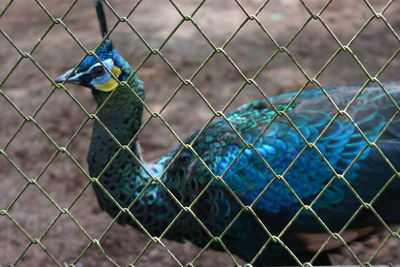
[{"xmin": 1, "ymin": 0, "xmax": 400, "ymax": 266}]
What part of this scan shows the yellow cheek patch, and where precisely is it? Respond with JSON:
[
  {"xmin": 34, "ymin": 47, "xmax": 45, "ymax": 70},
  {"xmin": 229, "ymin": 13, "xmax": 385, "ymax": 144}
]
[
  {"xmin": 112, "ymin": 65, "xmax": 122, "ymax": 77},
  {"xmin": 94, "ymin": 66, "xmax": 122, "ymax": 92},
  {"xmin": 94, "ymin": 79, "xmax": 118, "ymax": 92}
]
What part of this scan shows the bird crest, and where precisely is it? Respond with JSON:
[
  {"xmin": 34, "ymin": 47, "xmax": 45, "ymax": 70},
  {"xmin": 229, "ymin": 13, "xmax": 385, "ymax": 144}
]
[
  {"xmin": 55, "ymin": 0, "xmax": 127, "ymax": 93},
  {"xmin": 76, "ymin": 0, "xmax": 115, "ymax": 73}
]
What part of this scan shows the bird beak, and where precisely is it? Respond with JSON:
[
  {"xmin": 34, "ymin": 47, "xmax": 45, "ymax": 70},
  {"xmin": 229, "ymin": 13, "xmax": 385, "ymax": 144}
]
[{"xmin": 54, "ymin": 68, "xmax": 81, "ymax": 84}]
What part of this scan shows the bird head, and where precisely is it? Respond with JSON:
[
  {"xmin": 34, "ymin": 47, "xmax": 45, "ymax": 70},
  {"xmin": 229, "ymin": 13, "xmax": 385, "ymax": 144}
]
[
  {"xmin": 55, "ymin": 40, "xmax": 128, "ymax": 92},
  {"xmin": 55, "ymin": 1, "xmax": 137, "ymax": 105}
]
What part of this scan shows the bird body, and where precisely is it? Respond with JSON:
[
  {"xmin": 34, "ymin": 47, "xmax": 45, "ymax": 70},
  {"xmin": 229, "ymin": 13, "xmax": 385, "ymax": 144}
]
[
  {"xmin": 55, "ymin": 2, "xmax": 400, "ymax": 265},
  {"xmin": 88, "ymin": 73, "xmax": 400, "ymax": 264}
]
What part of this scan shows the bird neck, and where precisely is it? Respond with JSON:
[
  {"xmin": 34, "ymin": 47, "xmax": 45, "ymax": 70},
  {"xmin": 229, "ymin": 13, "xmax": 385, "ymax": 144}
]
[
  {"xmin": 88, "ymin": 73, "xmax": 151, "ymax": 212},
  {"xmin": 94, "ymin": 77, "xmax": 144, "ymax": 145}
]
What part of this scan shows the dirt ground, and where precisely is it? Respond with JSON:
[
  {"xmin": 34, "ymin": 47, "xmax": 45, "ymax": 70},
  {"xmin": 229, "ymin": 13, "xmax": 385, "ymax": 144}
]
[{"xmin": 1, "ymin": 0, "xmax": 400, "ymax": 266}]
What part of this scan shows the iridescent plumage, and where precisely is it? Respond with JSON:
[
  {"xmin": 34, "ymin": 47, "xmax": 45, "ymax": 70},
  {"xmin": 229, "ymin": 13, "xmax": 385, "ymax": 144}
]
[{"xmin": 55, "ymin": 2, "xmax": 400, "ymax": 265}]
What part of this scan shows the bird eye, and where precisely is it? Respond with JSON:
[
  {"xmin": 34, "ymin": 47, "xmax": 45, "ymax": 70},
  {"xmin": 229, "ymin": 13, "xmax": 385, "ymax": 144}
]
[{"xmin": 91, "ymin": 66, "xmax": 105, "ymax": 77}]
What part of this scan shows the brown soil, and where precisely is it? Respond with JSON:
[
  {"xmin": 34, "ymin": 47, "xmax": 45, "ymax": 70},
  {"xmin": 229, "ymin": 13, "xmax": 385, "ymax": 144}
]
[{"xmin": 1, "ymin": 0, "xmax": 399, "ymax": 266}]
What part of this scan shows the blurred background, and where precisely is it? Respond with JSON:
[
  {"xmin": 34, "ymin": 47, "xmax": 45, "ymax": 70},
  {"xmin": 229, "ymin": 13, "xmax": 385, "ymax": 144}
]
[{"xmin": 1, "ymin": 0, "xmax": 399, "ymax": 266}]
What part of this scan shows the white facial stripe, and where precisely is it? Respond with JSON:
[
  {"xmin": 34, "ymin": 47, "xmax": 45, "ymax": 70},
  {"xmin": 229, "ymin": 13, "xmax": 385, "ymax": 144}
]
[
  {"xmin": 68, "ymin": 70, "xmax": 84, "ymax": 81},
  {"xmin": 102, "ymin": 58, "xmax": 114, "ymax": 70},
  {"xmin": 77, "ymin": 58, "xmax": 114, "ymax": 76}
]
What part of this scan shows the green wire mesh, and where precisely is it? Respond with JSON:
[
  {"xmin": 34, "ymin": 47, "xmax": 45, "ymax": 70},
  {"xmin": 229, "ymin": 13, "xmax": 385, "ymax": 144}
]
[{"xmin": 1, "ymin": 0, "xmax": 399, "ymax": 266}]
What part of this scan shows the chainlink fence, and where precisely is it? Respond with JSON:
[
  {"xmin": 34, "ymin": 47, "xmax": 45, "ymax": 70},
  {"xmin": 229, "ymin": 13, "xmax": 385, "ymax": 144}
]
[{"xmin": 1, "ymin": 0, "xmax": 400, "ymax": 266}]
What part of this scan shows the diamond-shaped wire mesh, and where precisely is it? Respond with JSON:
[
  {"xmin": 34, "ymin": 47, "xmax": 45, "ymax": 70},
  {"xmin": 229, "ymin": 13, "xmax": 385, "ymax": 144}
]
[{"xmin": 1, "ymin": 0, "xmax": 400, "ymax": 266}]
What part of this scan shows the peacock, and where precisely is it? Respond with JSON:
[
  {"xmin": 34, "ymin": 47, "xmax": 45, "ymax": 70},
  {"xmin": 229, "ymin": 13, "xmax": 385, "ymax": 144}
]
[{"xmin": 55, "ymin": 1, "xmax": 400, "ymax": 265}]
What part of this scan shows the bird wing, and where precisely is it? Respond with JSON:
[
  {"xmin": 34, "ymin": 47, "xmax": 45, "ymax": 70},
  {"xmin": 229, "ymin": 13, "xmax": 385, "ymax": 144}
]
[{"xmin": 163, "ymin": 83, "xmax": 400, "ymax": 236}]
